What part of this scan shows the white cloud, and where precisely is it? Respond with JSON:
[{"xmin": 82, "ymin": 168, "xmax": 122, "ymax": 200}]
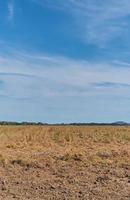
[
  {"xmin": 33, "ymin": 0, "xmax": 130, "ymax": 46},
  {"xmin": 0, "ymin": 48, "xmax": 130, "ymax": 99}
]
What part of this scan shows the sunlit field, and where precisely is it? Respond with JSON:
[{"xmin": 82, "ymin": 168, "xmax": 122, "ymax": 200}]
[{"xmin": 0, "ymin": 125, "xmax": 130, "ymax": 199}]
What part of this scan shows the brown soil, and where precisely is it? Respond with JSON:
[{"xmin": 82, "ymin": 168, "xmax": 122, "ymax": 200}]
[{"xmin": 0, "ymin": 125, "xmax": 130, "ymax": 199}]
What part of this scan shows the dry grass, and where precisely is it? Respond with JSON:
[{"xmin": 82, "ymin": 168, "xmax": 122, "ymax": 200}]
[
  {"xmin": 0, "ymin": 125, "xmax": 130, "ymax": 167},
  {"xmin": 0, "ymin": 125, "xmax": 130, "ymax": 199}
]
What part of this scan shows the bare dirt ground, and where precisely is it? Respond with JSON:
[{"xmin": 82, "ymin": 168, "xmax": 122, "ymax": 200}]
[{"xmin": 0, "ymin": 125, "xmax": 130, "ymax": 199}]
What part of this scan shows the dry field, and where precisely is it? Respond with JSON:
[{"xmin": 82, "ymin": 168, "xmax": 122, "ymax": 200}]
[{"xmin": 0, "ymin": 125, "xmax": 130, "ymax": 199}]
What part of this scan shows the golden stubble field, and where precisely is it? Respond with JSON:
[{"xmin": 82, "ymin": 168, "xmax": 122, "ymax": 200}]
[{"xmin": 0, "ymin": 125, "xmax": 130, "ymax": 200}]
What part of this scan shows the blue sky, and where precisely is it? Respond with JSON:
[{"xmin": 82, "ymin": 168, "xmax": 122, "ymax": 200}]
[{"xmin": 0, "ymin": 0, "xmax": 130, "ymax": 123}]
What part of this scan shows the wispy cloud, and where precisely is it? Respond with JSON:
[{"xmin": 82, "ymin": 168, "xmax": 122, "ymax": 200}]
[
  {"xmin": 92, "ymin": 82, "xmax": 130, "ymax": 88},
  {"xmin": 33, "ymin": 0, "xmax": 130, "ymax": 46},
  {"xmin": 0, "ymin": 48, "xmax": 130, "ymax": 100},
  {"xmin": 0, "ymin": 46, "xmax": 130, "ymax": 122},
  {"xmin": 7, "ymin": 0, "xmax": 14, "ymax": 23}
]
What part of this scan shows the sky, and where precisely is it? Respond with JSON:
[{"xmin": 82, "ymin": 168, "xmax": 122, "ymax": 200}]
[{"xmin": 0, "ymin": 0, "xmax": 130, "ymax": 123}]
